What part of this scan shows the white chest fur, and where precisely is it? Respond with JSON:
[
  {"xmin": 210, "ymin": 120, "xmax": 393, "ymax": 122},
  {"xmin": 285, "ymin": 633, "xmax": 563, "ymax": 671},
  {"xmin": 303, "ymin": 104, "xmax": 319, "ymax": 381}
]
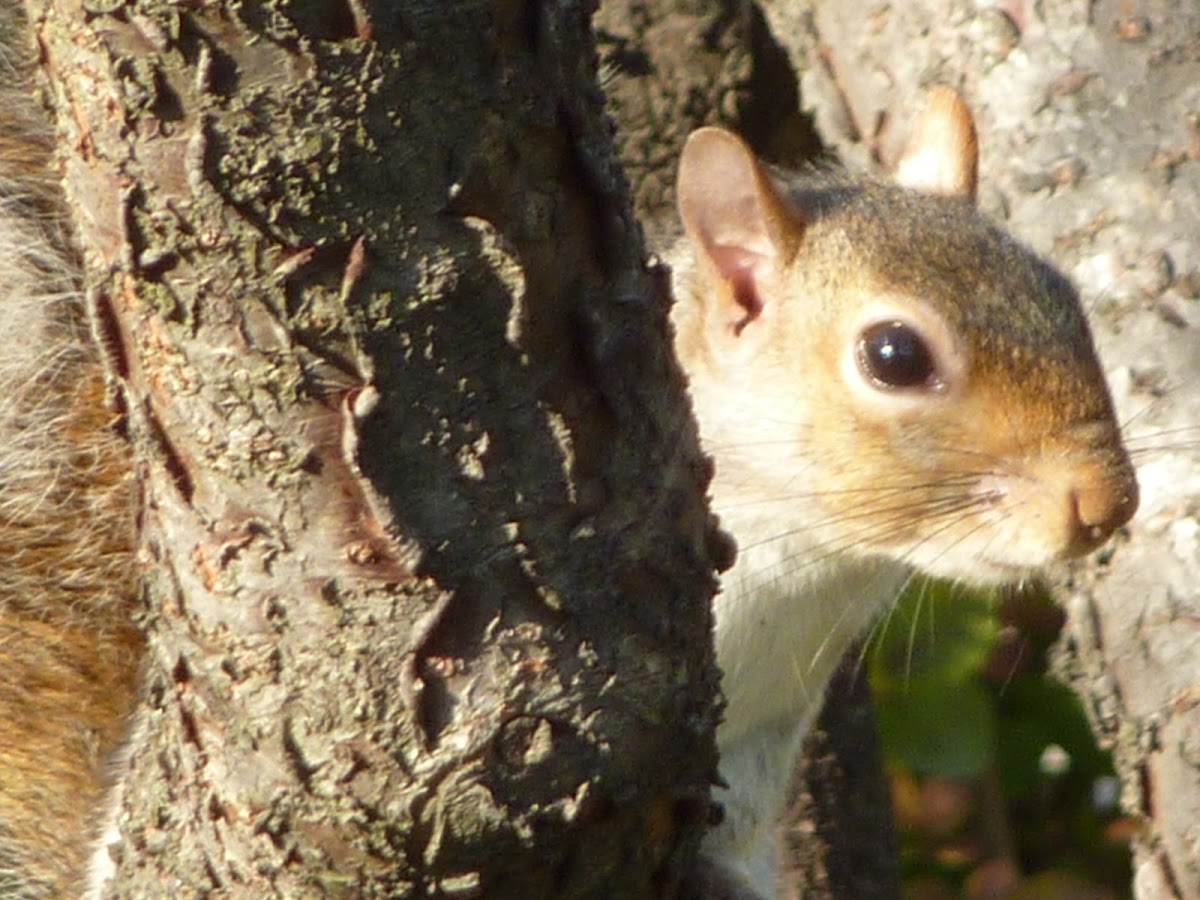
[{"xmin": 703, "ymin": 520, "xmax": 907, "ymax": 891}]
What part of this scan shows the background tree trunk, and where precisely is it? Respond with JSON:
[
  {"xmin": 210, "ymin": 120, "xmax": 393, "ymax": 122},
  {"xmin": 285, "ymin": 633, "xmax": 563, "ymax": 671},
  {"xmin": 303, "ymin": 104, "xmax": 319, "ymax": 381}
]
[{"xmin": 30, "ymin": 0, "xmax": 725, "ymax": 895}]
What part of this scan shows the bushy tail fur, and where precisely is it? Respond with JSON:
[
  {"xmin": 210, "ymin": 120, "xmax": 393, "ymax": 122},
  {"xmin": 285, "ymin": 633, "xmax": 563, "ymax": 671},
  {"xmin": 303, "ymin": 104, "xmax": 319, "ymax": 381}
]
[{"xmin": 0, "ymin": 9, "xmax": 139, "ymax": 898}]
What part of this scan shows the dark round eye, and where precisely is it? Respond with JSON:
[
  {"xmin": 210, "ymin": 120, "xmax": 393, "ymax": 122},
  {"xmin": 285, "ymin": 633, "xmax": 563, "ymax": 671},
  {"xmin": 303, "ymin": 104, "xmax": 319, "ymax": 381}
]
[{"xmin": 857, "ymin": 320, "xmax": 937, "ymax": 389}]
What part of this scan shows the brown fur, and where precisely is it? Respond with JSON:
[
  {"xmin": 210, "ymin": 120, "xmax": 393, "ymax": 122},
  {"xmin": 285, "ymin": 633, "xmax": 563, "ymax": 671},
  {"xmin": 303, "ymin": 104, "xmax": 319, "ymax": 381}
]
[{"xmin": 0, "ymin": 9, "xmax": 140, "ymax": 897}]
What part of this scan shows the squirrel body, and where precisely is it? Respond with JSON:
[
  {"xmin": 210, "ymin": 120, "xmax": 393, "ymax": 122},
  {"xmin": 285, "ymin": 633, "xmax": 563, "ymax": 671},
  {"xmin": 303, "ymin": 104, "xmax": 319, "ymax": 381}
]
[{"xmin": 671, "ymin": 89, "xmax": 1137, "ymax": 896}]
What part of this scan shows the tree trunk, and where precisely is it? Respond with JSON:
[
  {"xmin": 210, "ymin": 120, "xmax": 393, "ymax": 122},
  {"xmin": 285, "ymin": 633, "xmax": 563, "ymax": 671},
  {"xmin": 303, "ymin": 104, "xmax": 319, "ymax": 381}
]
[
  {"xmin": 760, "ymin": 1, "xmax": 1200, "ymax": 897},
  {"xmin": 29, "ymin": 0, "xmax": 724, "ymax": 895},
  {"xmin": 782, "ymin": 655, "xmax": 899, "ymax": 899}
]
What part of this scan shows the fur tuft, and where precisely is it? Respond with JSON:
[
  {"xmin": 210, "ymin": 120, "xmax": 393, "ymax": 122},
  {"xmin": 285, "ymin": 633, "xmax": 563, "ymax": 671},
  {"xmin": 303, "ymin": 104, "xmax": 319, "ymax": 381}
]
[{"xmin": 0, "ymin": 9, "xmax": 140, "ymax": 897}]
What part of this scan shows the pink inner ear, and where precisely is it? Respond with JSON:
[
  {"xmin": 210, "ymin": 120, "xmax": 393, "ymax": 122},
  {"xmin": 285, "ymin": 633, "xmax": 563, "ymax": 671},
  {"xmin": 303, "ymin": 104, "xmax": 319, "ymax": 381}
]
[
  {"xmin": 706, "ymin": 243, "xmax": 766, "ymax": 333},
  {"xmin": 676, "ymin": 127, "xmax": 797, "ymax": 336}
]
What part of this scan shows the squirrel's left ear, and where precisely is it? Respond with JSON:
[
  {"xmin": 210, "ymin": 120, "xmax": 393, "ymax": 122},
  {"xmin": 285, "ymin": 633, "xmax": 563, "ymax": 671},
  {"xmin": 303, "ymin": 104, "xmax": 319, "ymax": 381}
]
[{"xmin": 894, "ymin": 86, "xmax": 978, "ymax": 203}]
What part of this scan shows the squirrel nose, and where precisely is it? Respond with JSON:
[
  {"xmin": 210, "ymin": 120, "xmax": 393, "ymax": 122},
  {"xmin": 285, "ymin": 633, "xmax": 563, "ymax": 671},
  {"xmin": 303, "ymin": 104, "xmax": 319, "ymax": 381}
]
[{"xmin": 1067, "ymin": 468, "xmax": 1138, "ymax": 555}]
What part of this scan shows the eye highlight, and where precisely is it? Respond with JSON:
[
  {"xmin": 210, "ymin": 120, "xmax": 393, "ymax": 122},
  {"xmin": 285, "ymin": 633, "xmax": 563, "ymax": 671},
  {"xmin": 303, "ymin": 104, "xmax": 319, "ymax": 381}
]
[{"xmin": 857, "ymin": 320, "xmax": 940, "ymax": 390}]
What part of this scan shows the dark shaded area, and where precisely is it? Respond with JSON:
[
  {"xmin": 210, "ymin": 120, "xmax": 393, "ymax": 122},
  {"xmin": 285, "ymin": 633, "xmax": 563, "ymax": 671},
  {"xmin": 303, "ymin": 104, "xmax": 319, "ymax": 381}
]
[{"xmin": 788, "ymin": 655, "xmax": 901, "ymax": 899}]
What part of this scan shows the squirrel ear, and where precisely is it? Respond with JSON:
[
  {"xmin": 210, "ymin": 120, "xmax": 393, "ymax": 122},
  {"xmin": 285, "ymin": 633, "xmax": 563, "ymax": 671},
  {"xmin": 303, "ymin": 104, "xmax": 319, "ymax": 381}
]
[
  {"xmin": 894, "ymin": 86, "xmax": 978, "ymax": 203},
  {"xmin": 677, "ymin": 127, "xmax": 801, "ymax": 329}
]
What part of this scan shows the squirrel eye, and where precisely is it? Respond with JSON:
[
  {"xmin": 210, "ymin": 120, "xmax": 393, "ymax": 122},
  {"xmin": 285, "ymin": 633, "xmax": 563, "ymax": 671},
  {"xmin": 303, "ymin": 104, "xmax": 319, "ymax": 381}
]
[{"xmin": 857, "ymin": 320, "xmax": 938, "ymax": 389}]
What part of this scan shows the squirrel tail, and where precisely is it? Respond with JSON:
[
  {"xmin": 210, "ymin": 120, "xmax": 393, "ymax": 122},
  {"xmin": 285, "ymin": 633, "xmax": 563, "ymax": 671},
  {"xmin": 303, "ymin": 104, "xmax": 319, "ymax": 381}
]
[{"xmin": 0, "ymin": 8, "xmax": 141, "ymax": 897}]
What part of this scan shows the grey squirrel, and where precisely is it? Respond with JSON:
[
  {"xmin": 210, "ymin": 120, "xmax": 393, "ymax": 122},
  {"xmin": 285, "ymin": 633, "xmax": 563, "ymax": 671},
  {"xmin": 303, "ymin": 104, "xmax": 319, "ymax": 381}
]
[
  {"xmin": 669, "ymin": 88, "xmax": 1137, "ymax": 896},
  {"xmin": 0, "ymin": 9, "xmax": 1135, "ymax": 894}
]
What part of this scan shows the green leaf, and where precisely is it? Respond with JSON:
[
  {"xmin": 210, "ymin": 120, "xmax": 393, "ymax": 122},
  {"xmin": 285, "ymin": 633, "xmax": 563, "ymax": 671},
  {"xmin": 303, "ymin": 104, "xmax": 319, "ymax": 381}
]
[
  {"xmin": 994, "ymin": 676, "xmax": 1111, "ymax": 800},
  {"xmin": 870, "ymin": 578, "xmax": 1000, "ymax": 688},
  {"xmin": 877, "ymin": 676, "xmax": 996, "ymax": 779}
]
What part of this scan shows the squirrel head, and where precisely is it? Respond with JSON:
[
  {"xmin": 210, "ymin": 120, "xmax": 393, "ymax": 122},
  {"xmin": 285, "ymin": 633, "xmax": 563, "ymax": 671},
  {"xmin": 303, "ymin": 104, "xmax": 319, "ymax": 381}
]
[{"xmin": 672, "ymin": 88, "xmax": 1138, "ymax": 583}]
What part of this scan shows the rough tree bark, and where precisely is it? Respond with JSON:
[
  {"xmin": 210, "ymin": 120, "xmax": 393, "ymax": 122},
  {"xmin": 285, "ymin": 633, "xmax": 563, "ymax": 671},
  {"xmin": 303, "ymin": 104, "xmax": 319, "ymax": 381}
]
[
  {"xmin": 30, "ymin": 0, "xmax": 725, "ymax": 896},
  {"xmin": 760, "ymin": 1, "xmax": 1200, "ymax": 897}
]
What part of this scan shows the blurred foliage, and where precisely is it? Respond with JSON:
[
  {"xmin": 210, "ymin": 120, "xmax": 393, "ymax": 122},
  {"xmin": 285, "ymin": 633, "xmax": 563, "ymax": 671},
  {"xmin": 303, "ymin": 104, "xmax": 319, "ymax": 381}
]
[{"xmin": 869, "ymin": 579, "xmax": 1133, "ymax": 899}]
